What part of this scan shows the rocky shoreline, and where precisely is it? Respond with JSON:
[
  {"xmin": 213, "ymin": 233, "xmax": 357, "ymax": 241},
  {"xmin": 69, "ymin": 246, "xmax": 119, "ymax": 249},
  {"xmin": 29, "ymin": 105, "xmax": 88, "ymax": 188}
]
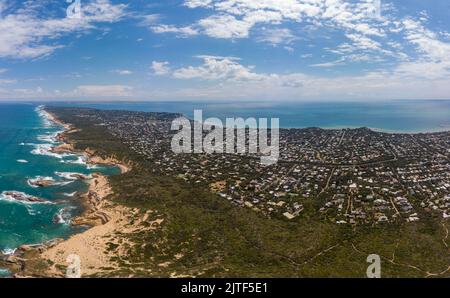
[
  {"xmin": 0, "ymin": 109, "xmax": 134, "ymax": 278},
  {"xmin": 44, "ymin": 110, "xmax": 131, "ymax": 175},
  {"xmin": 1, "ymin": 191, "xmax": 51, "ymax": 204}
]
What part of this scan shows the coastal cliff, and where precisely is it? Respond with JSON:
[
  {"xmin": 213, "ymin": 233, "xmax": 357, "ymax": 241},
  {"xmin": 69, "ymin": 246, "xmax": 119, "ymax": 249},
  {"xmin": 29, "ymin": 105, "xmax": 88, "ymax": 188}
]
[{"xmin": 0, "ymin": 109, "xmax": 159, "ymax": 278}]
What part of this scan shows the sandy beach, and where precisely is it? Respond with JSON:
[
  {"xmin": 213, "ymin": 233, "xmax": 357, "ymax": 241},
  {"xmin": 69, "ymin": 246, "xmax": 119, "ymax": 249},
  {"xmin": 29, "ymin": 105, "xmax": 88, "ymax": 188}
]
[
  {"xmin": 39, "ymin": 108, "xmax": 137, "ymax": 276},
  {"xmin": 2, "ymin": 108, "xmax": 152, "ymax": 277},
  {"xmin": 41, "ymin": 175, "xmax": 133, "ymax": 276},
  {"xmin": 39, "ymin": 172, "xmax": 162, "ymax": 277},
  {"xmin": 42, "ymin": 110, "xmax": 73, "ymax": 130}
]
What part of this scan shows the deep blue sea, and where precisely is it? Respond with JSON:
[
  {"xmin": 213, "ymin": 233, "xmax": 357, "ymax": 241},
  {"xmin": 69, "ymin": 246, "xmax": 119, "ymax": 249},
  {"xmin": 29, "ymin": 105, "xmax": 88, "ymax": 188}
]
[
  {"xmin": 49, "ymin": 100, "xmax": 450, "ymax": 133},
  {"xmin": 0, "ymin": 103, "xmax": 118, "ymax": 275}
]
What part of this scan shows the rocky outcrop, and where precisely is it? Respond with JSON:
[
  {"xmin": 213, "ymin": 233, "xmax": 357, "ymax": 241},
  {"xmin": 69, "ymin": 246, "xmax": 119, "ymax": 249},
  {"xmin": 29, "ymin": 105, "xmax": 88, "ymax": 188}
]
[
  {"xmin": 2, "ymin": 191, "xmax": 49, "ymax": 203},
  {"xmin": 84, "ymin": 148, "xmax": 131, "ymax": 174},
  {"xmin": 71, "ymin": 173, "xmax": 90, "ymax": 180},
  {"xmin": 50, "ymin": 143, "xmax": 75, "ymax": 154},
  {"xmin": 0, "ymin": 239, "xmax": 64, "ymax": 278},
  {"xmin": 28, "ymin": 178, "xmax": 55, "ymax": 187}
]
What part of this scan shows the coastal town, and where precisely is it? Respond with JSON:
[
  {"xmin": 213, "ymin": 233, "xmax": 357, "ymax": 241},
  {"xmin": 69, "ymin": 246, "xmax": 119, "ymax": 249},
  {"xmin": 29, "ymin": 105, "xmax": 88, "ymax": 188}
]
[
  {"xmin": 62, "ymin": 108, "xmax": 450, "ymax": 226},
  {"xmin": 2, "ymin": 106, "xmax": 448, "ymax": 279}
]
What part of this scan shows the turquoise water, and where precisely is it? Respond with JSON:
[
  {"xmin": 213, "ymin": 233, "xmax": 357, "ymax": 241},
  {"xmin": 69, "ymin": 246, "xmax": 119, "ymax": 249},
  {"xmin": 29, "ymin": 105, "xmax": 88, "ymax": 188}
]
[
  {"xmin": 49, "ymin": 100, "xmax": 450, "ymax": 133},
  {"xmin": 0, "ymin": 103, "xmax": 119, "ymax": 257}
]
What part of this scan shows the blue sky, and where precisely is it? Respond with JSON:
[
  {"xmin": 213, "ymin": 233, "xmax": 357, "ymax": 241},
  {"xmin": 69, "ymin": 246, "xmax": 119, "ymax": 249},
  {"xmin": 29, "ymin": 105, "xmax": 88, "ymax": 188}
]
[{"xmin": 0, "ymin": 0, "xmax": 449, "ymax": 101}]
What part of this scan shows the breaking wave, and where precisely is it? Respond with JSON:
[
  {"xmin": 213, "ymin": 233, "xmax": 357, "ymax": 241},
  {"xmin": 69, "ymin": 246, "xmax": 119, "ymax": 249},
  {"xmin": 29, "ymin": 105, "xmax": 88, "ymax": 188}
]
[
  {"xmin": 27, "ymin": 176, "xmax": 74, "ymax": 188},
  {"xmin": 1, "ymin": 248, "xmax": 17, "ymax": 255},
  {"xmin": 0, "ymin": 191, "xmax": 54, "ymax": 205},
  {"xmin": 60, "ymin": 156, "xmax": 87, "ymax": 165},
  {"xmin": 63, "ymin": 192, "xmax": 77, "ymax": 197},
  {"xmin": 53, "ymin": 207, "xmax": 75, "ymax": 225},
  {"xmin": 30, "ymin": 143, "xmax": 74, "ymax": 159},
  {"xmin": 35, "ymin": 105, "xmax": 53, "ymax": 128},
  {"xmin": 27, "ymin": 176, "xmax": 56, "ymax": 188},
  {"xmin": 37, "ymin": 131, "xmax": 62, "ymax": 144},
  {"xmin": 55, "ymin": 172, "xmax": 92, "ymax": 180}
]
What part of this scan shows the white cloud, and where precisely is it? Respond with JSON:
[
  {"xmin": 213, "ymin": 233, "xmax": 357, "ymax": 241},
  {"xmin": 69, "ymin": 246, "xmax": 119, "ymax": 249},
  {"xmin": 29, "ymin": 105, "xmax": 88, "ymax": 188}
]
[
  {"xmin": 74, "ymin": 85, "xmax": 133, "ymax": 97},
  {"xmin": 390, "ymin": 18, "xmax": 450, "ymax": 79},
  {"xmin": 256, "ymin": 28, "xmax": 299, "ymax": 45},
  {"xmin": 0, "ymin": 0, "xmax": 127, "ymax": 59},
  {"xmin": 151, "ymin": 25, "xmax": 199, "ymax": 37},
  {"xmin": 170, "ymin": 0, "xmax": 388, "ymax": 43},
  {"xmin": 198, "ymin": 14, "xmax": 253, "ymax": 38},
  {"xmin": 139, "ymin": 14, "xmax": 161, "ymax": 26},
  {"xmin": 184, "ymin": 0, "xmax": 213, "ymax": 8},
  {"xmin": 2, "ymin": 1, "xmax": 450, "ymax": 101},
  {"xmin": 159, "ymin": 0, "xmax": 449, "ymax": 69},
  {"xmin": 0, "ymin": 79, "xmax": 16, "ymax": 84},
  {"xmin": 0, "ymin": 68, "xmax": 7, "ymax": 74},
  {"xmin": 112, "ymin": 69, "xmax": 133, "ymax": 75},
  {"xmin": 149, "ymin": 71, "xmax": 450, "ymax": 101},
  {"xmin": 0, "ymin": 84, "xmax": 133, "ymax": 99},
  {"xmin": 310, "ymin": 58, "xmax": 345, "ymax": 68},
  {"xmin": 402, "ymin": 18, "xmax": 450, "ymax": 62},
  {"xmin": 153, "ymin": 0, "xmax": 442, "ymax": 66},
  {"xmin": 171, "ymin": 56, "xmax": 307, "ymax": 86},
  {"xmin": 152, "ymin": 51, "xmax": 450, "ymax": 100},
  {"xmin": 151, "ymin": 61, "xmax": 170, "ymax": 76},
  {"xmin": 173, "ymin": 56, "xmax": 267, "ymax": 81},
  {"xmin": 345, "ymin": 33, "xmax": 382, "ymax": 51}
]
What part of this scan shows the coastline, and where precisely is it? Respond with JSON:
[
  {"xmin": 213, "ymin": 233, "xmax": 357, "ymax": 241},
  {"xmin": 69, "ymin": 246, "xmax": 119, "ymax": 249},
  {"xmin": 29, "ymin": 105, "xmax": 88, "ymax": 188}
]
[
  {"xmin": 44, "ymin": 109, "xmax": 131, "ymax": 174},
  {"xmin": 1, "ymin": 108, "xmax": 138, "ymax": 277},
  {"xmin": 37, "ymin": 108, "xmax": 135, "ymax": 276},
  {"xmin": 1, "ymin": 105, "xmax": 448, "ymax": 278},
  {"xmin": 40, "ymin": 173, "xmax": 135, "ymax": 277}
]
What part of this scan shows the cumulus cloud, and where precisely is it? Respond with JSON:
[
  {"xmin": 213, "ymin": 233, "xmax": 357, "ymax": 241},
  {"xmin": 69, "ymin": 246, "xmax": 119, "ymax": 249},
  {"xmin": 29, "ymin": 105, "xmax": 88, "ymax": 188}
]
[
  {"xmin": 180, "ymin": 1, "xmax": 450, "ymax": 68},
  {"xmin": 0, "ymin": 0, "xmax": 127, "ymax": 59},
  {"xmin": 173, "ymin": 56, "xmax": 267, "ymax": 81},
  {"xmin": 198, "ymin": 14, "xmax": 253, "ymax": 39},
  {"xmin": 2, "ymin": 0, "xmax": 450, "ymax": 101},
  {"xmin": 154, "ymin": 0, "xmax": 387, "ymax": 43},
  {"xmin": 151, "ymin": 61, "xmax": 171, "ymax": 75},
  {"xmin": 153, "ymin": 0, "xmax": 446, "ymax": 68}
]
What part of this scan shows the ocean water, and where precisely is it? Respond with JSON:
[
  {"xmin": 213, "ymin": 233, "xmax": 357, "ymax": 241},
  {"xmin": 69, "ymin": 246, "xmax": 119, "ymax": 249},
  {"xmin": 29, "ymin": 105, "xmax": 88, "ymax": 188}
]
[
  {"xmin": 0, "ymin": 103, "xmax": 119, "ymax": 257},
  {"xmin": 49, "ymin": 100, "xmax": 450, "ymax": 133}
]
